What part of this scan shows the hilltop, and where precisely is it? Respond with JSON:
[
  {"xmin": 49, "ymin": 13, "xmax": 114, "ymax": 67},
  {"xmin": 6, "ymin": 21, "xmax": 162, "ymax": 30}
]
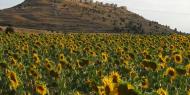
[{"xmin": 0, "ymin": 0, "xmax": 177, "ymax": 34}]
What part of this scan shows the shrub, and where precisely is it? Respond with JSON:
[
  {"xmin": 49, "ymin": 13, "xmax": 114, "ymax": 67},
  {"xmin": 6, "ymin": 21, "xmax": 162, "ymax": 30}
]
[
  {"xmin": 0, "ymin": 27, "xmax": 3, "ymax": 31},
  {"xmin": 5, "ymin": 26, "xmax": 15, "ymax": 34}
]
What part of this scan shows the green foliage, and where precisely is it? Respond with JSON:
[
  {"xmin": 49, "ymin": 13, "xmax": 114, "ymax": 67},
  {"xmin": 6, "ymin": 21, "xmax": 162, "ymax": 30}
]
[
  {"xmin": 5, "ymin": 26, "xmax": 15, "ymax": 34},
  {"xmin": 0, "ymin": 32, "xmax": 189, "ymax": 95}
]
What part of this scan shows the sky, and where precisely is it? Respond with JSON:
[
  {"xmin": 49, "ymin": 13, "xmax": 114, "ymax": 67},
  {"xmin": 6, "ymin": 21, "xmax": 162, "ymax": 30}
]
[
  {"xmin": 0, "ymin": 0, "xmax": 190, "ymax": 33},
  {"xmin": 0, "ymin": 0, "xmax": 24, "ymax": 9}
]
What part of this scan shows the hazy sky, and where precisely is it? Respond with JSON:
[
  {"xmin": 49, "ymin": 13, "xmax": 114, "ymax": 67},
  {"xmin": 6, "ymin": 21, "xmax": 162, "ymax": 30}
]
[
  {"xmin": 0, "ymin": 0, "xmax": 24, "ymax": 9},
  {"xmin": 0, "ymin": 0, "xmax": 190, "ymax": 33}
]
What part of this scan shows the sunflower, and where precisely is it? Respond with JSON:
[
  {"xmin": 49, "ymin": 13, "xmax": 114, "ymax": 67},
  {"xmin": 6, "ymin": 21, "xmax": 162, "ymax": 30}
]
[
  {"xmin": 73, "ymin": 91, "xmax": 81, "ymax": 95},
  {"xmin": 9, "ymin": 57, "xmax": 17, "ymax": 66},
  {"xmin": 101, "ymin": 76, "xmax": 114, "ymax": 95},
  {"xmin": 110, "ymin": 71, "xmax": 121, "ymax": 83},
  {"xmin": 34, "ymin": 41, "xmax": 42, "ymax": 47},
  {"xmin": 36, "ymin": 84, "xmax": 48, "ymax": 95},
  {"xmin": 90, "ymin": 51, "xmax": 96, "ymax": 57},
  {"xmin": 173, "ymin": 53, "xmax": 183, "ymax": 64},
  {"xmin": 156, "ymin": 88, "xmax": 168, "ymax": 95},
  {"xmin": 141, "ymin": 78, "xmax": 149, "ymax": 89},
  {"xmin": 158, "ymin": 47, "xmax": 163, "ymax": 53},
  {"xmin": 23, "ymin": 91, "xmax": 31, "ymax": 95},
  {"xmin": 188, "ymin": 89, "xmax": 190, "ymax": 95},
  {"xmin": 22, "ymin": 44, "xmax": 29, "ymax": 53},
  {"xmin": 126, "ymin": 83, "xmax": 135, "ymax": 90},
  {"xmin": 164, "ymin": 67, "xmax": 177, "ymax": 82},
  {"xmin": 59, "ymin": 43, "xmax": 64, "ymax": 48},
  {"xmin": 123, "ymin": 59, "xmax": 128, "ymax": 66},
  {"xmin": 129, "ymin": 70, "xmax": 138, "ymax": 79},
  {"xmin": 59, "ymin": 53, "xmax": 65, "ymax": 62},
  {"xmin": 33, "ymin": 53, "xmax": 40, "ymax": 65},
  {"xmin": 158, "ymin": 54, "xmax": 169, "ymax": 64},
  {"xmin": 30, "ymin": 64, "xmax": 37, "ymax": 69},
  {"xmin": 185, "ymin": 64, "xmax": 190, "ymax": 76},
  {"xmin": 59, "ymin": 53, "xmax": 68, "ymax": 66},
  {"xmin": 158, "ymin": 62, "xmax": 167, "ymax": 70},
  {"xmin": 55, "ymin": 63, "xmax": 62, "ymax": 74},
  {"xmin": 97, "ymin": 86, "xmax": 106, "ymax": 95},
  {"xmin": 44, "ymin": 58, "xmax": 53, "ymax": 71},
  {"xmin": 170, "ymin": 45, "xmax": 175, "ymax": 51},
  {"xmin": 116, "ymin": 47, "xmax": 124, "ymax": 55},
  {"xmin": 28, "ymin": 68, "xmax": 41, "ymax": 79},
  {"xmin": 141, "ymin": 50, "xmax": 148, "ymax": 58},
  {"xmin": 6, "ymin": 69, "xmax": 20, "ymax": 90},
  {"xmin": 17, "ymin": 62, "xmax": 24, "ymax": 70},
  {"xmin": 101, "ymin": 52, "xmax": 108, "ymax": 62}
]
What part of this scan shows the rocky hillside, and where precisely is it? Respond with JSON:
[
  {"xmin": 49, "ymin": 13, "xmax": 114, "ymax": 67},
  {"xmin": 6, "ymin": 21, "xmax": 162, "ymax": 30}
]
[{"xmin": 0, "ymin": 0, "xmax": 177, "ymax": 34}]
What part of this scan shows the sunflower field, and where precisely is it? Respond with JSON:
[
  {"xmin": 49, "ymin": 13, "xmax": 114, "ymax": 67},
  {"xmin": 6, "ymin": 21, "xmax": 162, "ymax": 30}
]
[{"xmin": 0, "ymin": 32, "xmax": 190, "ymax": 95}]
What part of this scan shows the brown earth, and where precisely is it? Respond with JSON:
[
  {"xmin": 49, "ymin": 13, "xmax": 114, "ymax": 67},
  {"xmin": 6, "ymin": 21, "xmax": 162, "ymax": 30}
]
[{"xmin": 0, "ymin": 0, "xmax": 178, "ymax": 34}]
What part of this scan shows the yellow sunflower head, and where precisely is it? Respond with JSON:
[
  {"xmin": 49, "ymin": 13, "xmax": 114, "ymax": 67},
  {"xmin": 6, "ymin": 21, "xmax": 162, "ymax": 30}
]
[
  {"xmin": 158, "ymin": 54, "xmax": 169, "ymax": 64},
  {"xmin": 73, "ymin": 91, "xmax": 81, "ymax": 95},
  {"xmin": 110, "ymin": 71, "xmax": 121, "ymax": 83},
  {"xmin": 6, "ymin": 70, "xmax": 20, "ymax": 90},
  {"xmin": 101, "ymin": 52, "xmax": 108, "ymax": 62},
  {"xmin": 34, "ymin": 40, "xmax": 42, "ymax": 47},
  {"xmin": 158, "ymin": 63, "xmax": 167, "ymax": 70},
  {"xmin": 28, "ymin": 68, "xmax": 41, "ymax": 79},
  {"xmin": 36, "ymin": 84, "xmax": 48, "ymax": 95},
  {"xmin": 129, "ymin": 70, "xmax": 138, "ymax": 79},
  {"xmin": 90, "ymin": 51, "xmax": 96, "ymax": 57},
  {"xmin": 17, "ymin": 62, "xmax": 24, "ymax": 70},
  {"xmin": 187, "ymin": 89, "xmax": 190, "ymax": 95},
  {"xmin": 156, "ymin": 88, "xmax": 168, "ymax": 95},
  {"xmin": 22, "ymin": 44, "xmax": 29, "ymax": 53},
  {"xmin": 59, "ymin": 53, "xmax": 65, "ymax": 61},
  {"xmin": 44, "ymin": 59, "xmax": 53, "ymax": 71},
  {"xmin": 9, "ymin": 57, "xmax": 17, "ymax": 66},
  {"xmin": 141, "ymin": 78, "xmax": 149, "ymax": 89},
  {"xmin": 173, "ymin": 53, "xmax": 183, "ymax": 64},
  {"xmin": 164, "ymin": 67, "xmax": 177, "ymax": 82},
  {"xmin": 58, "ymin": 53, "xmax": 68, "ymax": 65},
  {"xmin": 30, "ymin": 64, "xmax": 37, "ymax": 69},
  {"xmin": 97, "ymin": 86, "xmax": 106, "ymax": 95},
  {"xmin": 185, "ymin": 64, "xmax": 190, "ymax": 76},
  {"xmin": 33, "ymin": 53, "xmax": 40, "ymax": 65},
  {"xmin": 23, "ymin": 91, "xmax": 31, "ymax": 95},
  {"xmin": 170, "ymin": 45, "xmax": 175, "ymax": 51},
  {"xmin": 55, "ymin": 63, "xmax": 62, "ymax": 74},
  {"xmin": 165, "ymin": 67, "xmax": 177, "ymax": 76},
  {"xmin": 101, "ymin": 76, "xmax": 114, "ymax": 95}
]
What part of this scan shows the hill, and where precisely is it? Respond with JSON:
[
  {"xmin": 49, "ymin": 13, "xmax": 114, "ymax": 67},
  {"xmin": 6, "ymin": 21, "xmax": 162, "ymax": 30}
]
[{"xmin": 0, "ymin": 0, "xmax": 177, "ymax": 34}]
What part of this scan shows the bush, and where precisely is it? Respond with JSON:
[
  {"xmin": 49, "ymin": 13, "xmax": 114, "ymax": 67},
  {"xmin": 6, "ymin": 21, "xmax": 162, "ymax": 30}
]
[
  {"xmin": 5, "ymin": 26, "xmax": 15, "ymax": 34},
  {"xmin": 0, "ymin": 27, "xmax": 3, "ymax": 31}
]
